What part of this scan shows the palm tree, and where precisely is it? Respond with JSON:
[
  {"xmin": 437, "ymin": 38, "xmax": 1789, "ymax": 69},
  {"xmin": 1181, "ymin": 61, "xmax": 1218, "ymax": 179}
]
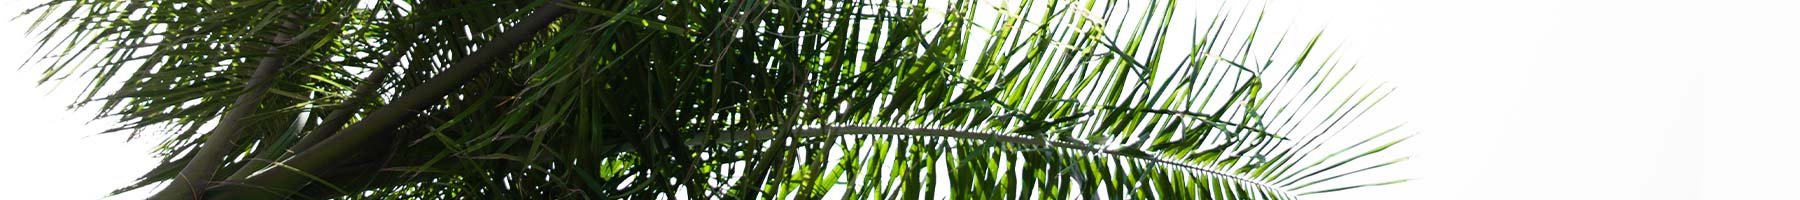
[{"xmin": 22, "ymin": 0, "xmax": 1407, "ymax": 199}]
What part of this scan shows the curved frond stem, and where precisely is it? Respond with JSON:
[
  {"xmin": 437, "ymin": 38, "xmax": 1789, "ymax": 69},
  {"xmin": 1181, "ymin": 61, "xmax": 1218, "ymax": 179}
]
[{"xmin": 690, "ymin": 125, "xmax": 1293, "ymax": 196}]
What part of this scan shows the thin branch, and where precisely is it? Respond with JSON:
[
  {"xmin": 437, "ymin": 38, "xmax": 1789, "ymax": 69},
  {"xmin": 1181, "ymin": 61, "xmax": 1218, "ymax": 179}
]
[{"xmin": 288, "ymin": 44, "xmax": 407, "ymax": 156}]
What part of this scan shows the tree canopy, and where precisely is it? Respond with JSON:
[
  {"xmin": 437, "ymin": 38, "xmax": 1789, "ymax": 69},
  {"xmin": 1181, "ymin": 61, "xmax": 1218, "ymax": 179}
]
[{"xmin": 22, "ymin": 0, "xmax": 1407, "ymax": 199}]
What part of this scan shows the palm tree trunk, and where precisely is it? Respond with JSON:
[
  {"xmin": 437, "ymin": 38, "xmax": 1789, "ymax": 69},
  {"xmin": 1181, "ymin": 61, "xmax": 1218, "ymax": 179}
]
[{"xmin": 207, "ymin": 1, "xmax": 575, "ymax": 198}]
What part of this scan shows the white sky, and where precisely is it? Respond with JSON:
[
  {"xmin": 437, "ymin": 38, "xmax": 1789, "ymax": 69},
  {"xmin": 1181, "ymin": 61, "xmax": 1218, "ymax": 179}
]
[{"xmin": 2, "ymin": 0, "xmax": 1796, "ymax": 199}]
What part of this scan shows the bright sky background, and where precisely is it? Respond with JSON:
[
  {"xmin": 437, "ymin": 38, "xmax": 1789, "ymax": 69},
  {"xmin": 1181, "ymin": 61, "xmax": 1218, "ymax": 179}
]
[{"xmin": 2, "ymin": 0, "xmax": 1796, "ymax": 199}]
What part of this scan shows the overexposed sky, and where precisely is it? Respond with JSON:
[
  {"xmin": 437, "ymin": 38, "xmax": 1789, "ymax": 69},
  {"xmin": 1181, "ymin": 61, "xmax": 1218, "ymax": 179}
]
[
  {"xmin": 1274, "ymin": 0, "xmax": 1798, "ymax": 199},
  {"xmin": 0, "ymin": 0, "xmax": 160, "ymax": 199},
  {"xmin": 1, "ymin": 0, "xmax": 1796, "ymax": 199}
]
